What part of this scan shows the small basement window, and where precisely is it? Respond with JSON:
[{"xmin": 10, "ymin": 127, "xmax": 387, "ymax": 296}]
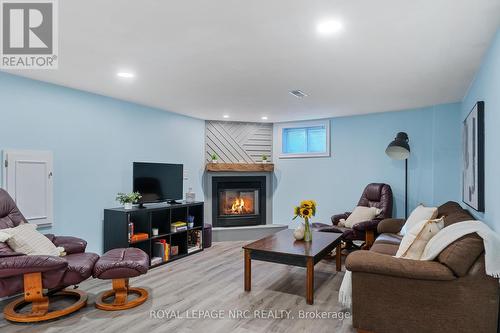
[{"xmin": 277, "ymin": 120, "xmax": 330, "ymax": 158}]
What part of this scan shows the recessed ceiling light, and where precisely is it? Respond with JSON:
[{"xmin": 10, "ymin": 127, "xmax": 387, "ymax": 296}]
[
  {"xmin": 261, "ymin": 116, "xmax": 268, "ymax": 120},
  {"xmin": 223, "ymin": 115, "xmax": 230, "ymax": 119},
  {"xmin": 289, "ymin": 90, "xmax": 308, "ymax": 98},
  {"xmin": 117, "ymin": 71, "xmax": 135, "ymax": 78},
  {"xmin": 316, "ymin": 19, "xmax": 343, "ymax": 35}
]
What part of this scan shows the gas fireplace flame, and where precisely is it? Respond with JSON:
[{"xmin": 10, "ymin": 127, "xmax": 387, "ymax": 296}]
[{"xmin": 231, "ymin": 198, "xmax": 245, "ymax": 214}]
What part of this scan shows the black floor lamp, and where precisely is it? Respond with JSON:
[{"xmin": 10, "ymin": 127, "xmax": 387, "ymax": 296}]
[{"xmin": 386, "ymin": 132, "xmax": 411, "ymax": 219}]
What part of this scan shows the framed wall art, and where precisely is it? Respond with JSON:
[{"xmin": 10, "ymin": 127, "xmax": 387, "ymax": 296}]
[{"xmin": 462, "ymin": 101, "xmax": 484, "ymax": 212}]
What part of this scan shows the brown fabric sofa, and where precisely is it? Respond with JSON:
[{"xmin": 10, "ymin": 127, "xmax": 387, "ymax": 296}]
[{"xmin": 345, "ymin": 201, "xmax": 499, "ymax": 333}]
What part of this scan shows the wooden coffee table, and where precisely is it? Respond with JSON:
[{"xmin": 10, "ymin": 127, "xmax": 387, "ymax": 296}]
[{"xmin": 243, "ymin": 229, "xmax": 343, "ymax": 305}]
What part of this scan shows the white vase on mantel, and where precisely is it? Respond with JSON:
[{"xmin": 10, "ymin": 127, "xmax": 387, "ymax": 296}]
[
  {"xmin": 212, "ymin": 160, "xmax": 218, "ymax": 164},
  {"xmin": 124, "ymin": 202, "xmax": 133, "ymax": 210}
]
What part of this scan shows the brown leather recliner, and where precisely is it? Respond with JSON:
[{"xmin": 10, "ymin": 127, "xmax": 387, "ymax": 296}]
[
  {"xmin": 314, "ymin": 183, "xmax": 393, "ymax": 249},
  {"xmin": 0, "ymin": 189, "xmax": 99, "ymax": 322}
]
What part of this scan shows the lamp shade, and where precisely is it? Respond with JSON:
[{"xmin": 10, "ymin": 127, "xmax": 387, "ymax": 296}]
[{"xmin": 386, "ymin": 132, "xmax": 410, "ymax": 160}]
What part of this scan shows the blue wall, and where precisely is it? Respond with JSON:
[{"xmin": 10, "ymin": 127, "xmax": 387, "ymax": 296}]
[
  {"xmin": 461, "ymin": 29, "xmax": 500, "ymax": 230},
  {"xmin": 272, "ymin": 103, "xmax": 462, "ymax": 226},
  {"xmin": 0, "ymin": 73, "xmax": 205, "ymax": 253},
  {"xmin": 2, "ymin": 48, "xmax": 484, "ymax": 245}
]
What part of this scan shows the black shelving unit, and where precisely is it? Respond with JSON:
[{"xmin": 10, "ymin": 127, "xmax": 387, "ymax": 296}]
[{"xmin": 103, "ymin": 201, "xmax": 204, "ymax": 268}]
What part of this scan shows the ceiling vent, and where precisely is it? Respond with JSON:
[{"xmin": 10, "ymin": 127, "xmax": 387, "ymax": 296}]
[{"xmin": 289, "ymin": 90, "xmax": 308, "ymax": 98}]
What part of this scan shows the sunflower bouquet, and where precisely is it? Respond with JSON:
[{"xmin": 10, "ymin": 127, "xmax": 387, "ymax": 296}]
[{"xmin": 293, "ymin": 200, "xmax": 317, "ymax": 242}]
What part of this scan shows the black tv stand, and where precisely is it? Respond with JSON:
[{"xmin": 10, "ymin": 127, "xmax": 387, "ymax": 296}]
[{"xmin": 104, "ymin": 201, "xmax": 204, "ymax": 268}]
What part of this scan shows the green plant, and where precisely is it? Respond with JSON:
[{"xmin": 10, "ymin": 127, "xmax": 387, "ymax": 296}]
[
  {"xmin": 211, "ymin": 153, "xmax": 218, "ymax": 161},
  {"xmin": 262, "ymin": 154, "xmax": 268, "ymax": 161},
  {"xmin": 116, "ymin": 192, "xmax": 142, "ymax": 204}
]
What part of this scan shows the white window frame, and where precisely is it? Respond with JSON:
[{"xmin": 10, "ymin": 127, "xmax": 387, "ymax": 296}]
[{"xmin": 276, "ymin": 119, "xmax": 331, "ymax": 158}]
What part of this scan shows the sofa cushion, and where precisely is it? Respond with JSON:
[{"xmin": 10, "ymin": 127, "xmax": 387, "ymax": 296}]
[
  {"xmin": 370, "ymin": 242, "xmax": 399, "ymax": 256},
  {"xmin": 93, "ymin": 248, "xmax": 149, "ymax": 280},
  {"xmin": 436, "ymin": 201, "xmax": 474, "ymax": 226},
  {"xmin": 443, "ymin": 211, "xmax": 474, "ymax": 227},
  {"xmin": 374, "ymin": 233, "xmax": 403, "ymax": 245},
  {"xmin": 346, "ymin": 250, "xmax": 455, "ymax": 281},
  {"xmin": 0, "ymin": 231, "xmax": 11, "ymax": 242},
  {"xmin": 437, "ymin": 201, "xmax": 464, "ymax": 217},
  {"xmin": 343, "ymin": 206, "xmax": 381, "ymax": 228},
  {"xmin": 377, "ymin": 218, "xmax": 405, "ymax": 234},
  {"xmin": 396, "ymin": 217, "xmax": 445, "ymax": 259},
  {"xmin": 437, "ymin": 233, "xmax": 484, "ymax": 277},
  {"xmin": 1, "ymin": 223, "xmax": 62, "ymax": 256},
  {"xmin": 401, "ymin": 204, "xmax": 438, "ymax": 235},
  {"xmin": 61, "ymin": 252, "xmax": 100, "ymax": 286}
]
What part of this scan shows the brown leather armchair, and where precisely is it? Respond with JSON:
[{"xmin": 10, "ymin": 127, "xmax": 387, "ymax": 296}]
[
  {"xmin": 0, "ymin": 189, "xmax": 99, "ymax": 322},
  {"xmin": 314, "ymin": 183, "xmax": 393, "ymax": 249}
]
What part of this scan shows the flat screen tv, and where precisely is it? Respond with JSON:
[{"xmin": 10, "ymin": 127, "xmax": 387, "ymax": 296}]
[{"xmin": 133, "ymin": 162, "xmax": 183, "ymax": 205}]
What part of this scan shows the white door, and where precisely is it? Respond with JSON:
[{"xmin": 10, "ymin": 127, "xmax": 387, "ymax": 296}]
[{"xmin": 2, "ymin": 150, "xmax": 54, "ymax": 227}]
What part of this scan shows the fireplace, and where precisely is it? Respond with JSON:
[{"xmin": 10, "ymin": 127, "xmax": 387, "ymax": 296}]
[
  {"xmin": 212, "ymin": 176, "xmax": 266, "ymax": 227},
  {"xmin": 219, "ymin": 190, "xmax": 259, "ymax": 216}
]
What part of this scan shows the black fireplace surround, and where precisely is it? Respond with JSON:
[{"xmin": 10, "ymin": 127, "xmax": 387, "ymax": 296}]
[{"xmin": 212, "ymin": 176, "xmax": 266, "ymax": 227}]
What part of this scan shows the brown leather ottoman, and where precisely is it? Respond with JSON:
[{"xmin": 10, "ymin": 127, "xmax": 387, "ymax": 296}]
[{"xmin": 93, "ymin": 248, "xmax": 149, "ymax": 311}]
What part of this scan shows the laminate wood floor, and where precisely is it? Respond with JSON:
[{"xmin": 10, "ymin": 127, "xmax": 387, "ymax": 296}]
[{"xmin": 0, "ymin": 241, "xmax": 355, "ymax": 333}]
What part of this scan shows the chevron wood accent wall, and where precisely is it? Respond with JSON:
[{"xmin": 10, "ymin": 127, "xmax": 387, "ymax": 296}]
[{"xmin": 205, "ymin": 121, "xmax": 273, "ymax": 163}]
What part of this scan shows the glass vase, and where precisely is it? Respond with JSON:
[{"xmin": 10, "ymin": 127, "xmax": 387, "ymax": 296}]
[{"xmin": 303, "ymin": 217, "xmax": 312, "ymax": 242}]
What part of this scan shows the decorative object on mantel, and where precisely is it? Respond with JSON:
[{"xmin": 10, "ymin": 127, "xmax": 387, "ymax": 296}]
[
  {"xmin": 205, "ymin": 162, "xmax": 274, "ymax": 172},
  {"xmin": 261, "ymin": 154, "xmax": 268, "ymax": 163},
  {"xmin": 116, "ymin": 192, "xmax": 142, "ymax": 210},
  {"xmin": 293, "ymin": 200, "xmax": 317, "ymax": 242},
  {"xmin": 462, "ymin": 101, "xmax": 484, "ymax": 212},
  {"xmin": 211, "ymin": 153, "xmax": 219, "ymax": 163}
]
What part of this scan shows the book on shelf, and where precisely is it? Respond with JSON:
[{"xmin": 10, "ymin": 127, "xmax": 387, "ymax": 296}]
[
  {"xmin": 128, "ymin": 220, "xmax": 134, "ymax": 242},
  {"xmin": 130, "ymin": 232, "xmax": 148, "ymax": 243},
  {"xmin": 165, "ymin": 242, "xmax": 170, "ymax": 260},
  {"xmin": 171, "ymin": 221, "xmax": 187, "ymax": 233},
  {"xmin": 187, "ymin": 229, "xmax": 202, "ymax": 248},
  {"xmin": 153, "ymin": 240, "xmax": 170, "ymax": 262}
]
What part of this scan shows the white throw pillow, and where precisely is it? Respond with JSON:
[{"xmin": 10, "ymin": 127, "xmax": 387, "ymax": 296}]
[
  {"xmin": 0, "ymin": 231, "xmax": 12, "ymax": 242},
  {"xmin": 400, "ymin": 204, "xmax": 438, "ymax": 236},
  {"xmin": 396, "ymin": 217, "xmax": 445, "ymax": 260},
  {"xmin": 2, "ymin": 223, "xmax": 63, "ymax": 256},
  {"xmin": 343, "ymin": 206, "xmax": 382, "ymax": 228}
]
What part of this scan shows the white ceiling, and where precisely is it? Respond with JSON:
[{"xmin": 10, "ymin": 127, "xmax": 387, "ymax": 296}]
[{"xmin": 4, "ymin": 0, "xmax": 500, "ymax": 122}]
